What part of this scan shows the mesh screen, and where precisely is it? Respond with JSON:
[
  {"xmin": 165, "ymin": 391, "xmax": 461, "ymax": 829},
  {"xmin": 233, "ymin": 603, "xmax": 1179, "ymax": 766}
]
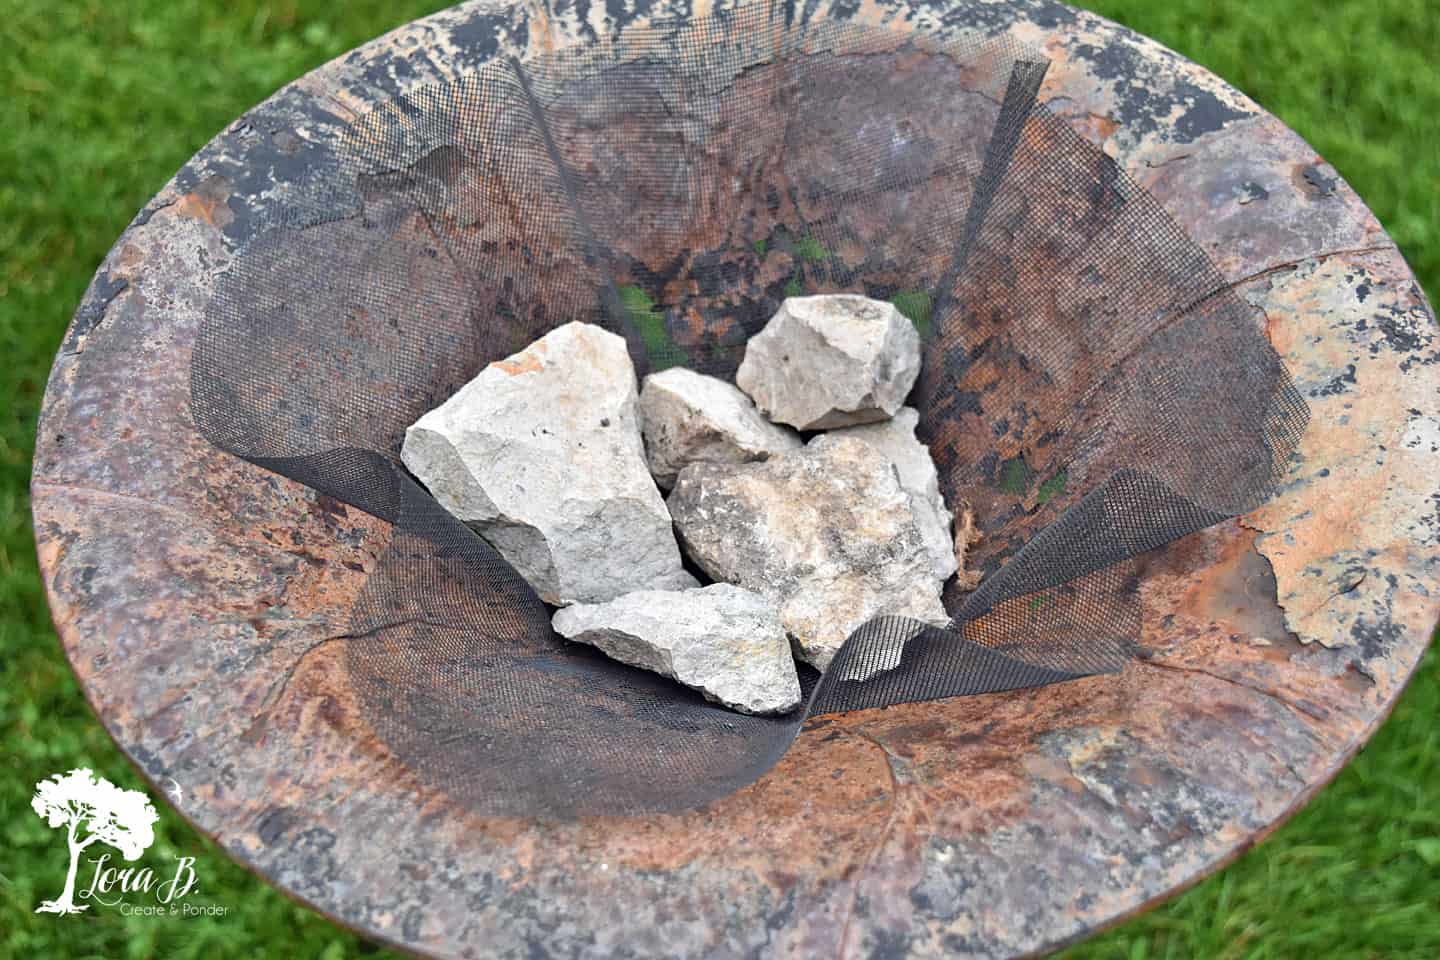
[{"xmin": 192, "ymin": 4, "xmax": 1307, "ymax": 817}]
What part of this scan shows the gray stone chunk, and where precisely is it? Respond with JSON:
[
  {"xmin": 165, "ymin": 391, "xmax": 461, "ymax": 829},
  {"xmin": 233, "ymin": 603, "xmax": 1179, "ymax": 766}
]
[
  {"xmin": 401, "ymin": 321, "xmax": 695, "ymax": 606},
  {"xmin": 552, "ymin": 584, "xmax": 802, "ymax": 715},
  {"xmin": 639, "ymin": 367, "xmax": 802, "ymax": 489},
  {"xmin": 668, "ymin": 434, "xmax": 950, "ymax": 670},
  {"xmin": 829, "ymin": 407, "xmax": 958, "ymax": 581},
  {"xmin": 735, "ymin": 295, "xmax": 922, "ymax": 430}
]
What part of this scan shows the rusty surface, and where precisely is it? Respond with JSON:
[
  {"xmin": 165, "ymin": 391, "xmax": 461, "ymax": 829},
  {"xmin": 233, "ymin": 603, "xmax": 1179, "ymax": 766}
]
[{"xmin": 29, "ymin": 0, "xmax": 1439, "ymax": 957}]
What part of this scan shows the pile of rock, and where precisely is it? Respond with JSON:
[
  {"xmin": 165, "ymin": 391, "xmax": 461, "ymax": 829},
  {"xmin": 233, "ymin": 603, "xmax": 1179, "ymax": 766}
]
[{"xmin": 402, "ymin": 295, "xmax": 974, "ymax": 715}]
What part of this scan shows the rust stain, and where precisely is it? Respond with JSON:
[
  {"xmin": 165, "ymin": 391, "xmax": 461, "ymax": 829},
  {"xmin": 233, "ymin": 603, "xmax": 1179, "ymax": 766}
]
[
  {"xmin": 1060, "ymin": 107, "xmax": 1121, "ymax": 145},
  {"xmin": 490, "ymin": 339, "xmax": 548, "ymax": 376},
  {"xmin": 1172, "ymin": 526, "xmax": 1296, "ymax": 645},
  {"xmin": 173, "ymin": 175, "xmax": 234, "ymax": 229}
]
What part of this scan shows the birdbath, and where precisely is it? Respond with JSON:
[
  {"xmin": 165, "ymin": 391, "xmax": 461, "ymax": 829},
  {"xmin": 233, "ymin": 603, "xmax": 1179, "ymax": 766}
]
[{"xmin": 31, "ymin": 0, "xmax": 1438, "ymax": 956}]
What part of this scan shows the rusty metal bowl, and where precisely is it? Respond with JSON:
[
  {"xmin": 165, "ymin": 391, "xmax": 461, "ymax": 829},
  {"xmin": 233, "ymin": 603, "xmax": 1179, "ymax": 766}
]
[{"xmin": 32, "ymin": 0, "xmax": 1438, "ymax": 956}]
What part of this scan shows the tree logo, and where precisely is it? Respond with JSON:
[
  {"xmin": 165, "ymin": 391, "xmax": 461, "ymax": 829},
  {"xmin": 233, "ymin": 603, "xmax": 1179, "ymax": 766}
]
[{"xmin": 31, "ymin": 768, "xmax": 159, "ymax": 915}]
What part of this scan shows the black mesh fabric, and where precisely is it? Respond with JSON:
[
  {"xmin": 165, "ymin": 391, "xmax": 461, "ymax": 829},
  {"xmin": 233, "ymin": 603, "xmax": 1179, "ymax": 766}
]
[{"xmin": 191, "ymin": 4, "xmax": 1307, "ymax": 817}]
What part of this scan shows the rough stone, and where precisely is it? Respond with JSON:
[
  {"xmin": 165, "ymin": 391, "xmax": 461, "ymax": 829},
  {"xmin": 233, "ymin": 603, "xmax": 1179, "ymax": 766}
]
[
  {"xmin": 830, "ymin": 407, "xmax": 958, "ymax": 581},
  {"xmin": 401, "ymin": 321, "xmax": 695, "ymax": 606},
  {"xmin": 552, "ymin": 584, "xmax": 802, "ymax": 715},
  {"xmin": 668, "ymin": 434, "xmax": 950, "ymax": 669},
  {"xmin": 638, "ymin": 367, "xmax": 801, "ymax": 489},
  {"xmin": 735, "ymin": 295, "xmax": 922, "ymax": 430}
]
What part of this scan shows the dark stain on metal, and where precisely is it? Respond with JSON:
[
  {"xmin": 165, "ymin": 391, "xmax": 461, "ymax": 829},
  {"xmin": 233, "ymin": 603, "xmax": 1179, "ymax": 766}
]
[
  {"xmin": 132, "ymin": 197, "xmax": 177, "ymax": 227},
  {"xmin": 1296, "ymin": 162, "xmax": 1339, "ymax": 198},
  {"xmin": 1073, "ymin": 41, "xmax": 1252, "ymax": 143},
  {"xmin": 1350, "ymin": 613, "xmax": 1403, "ymax": 662},
  {"xmin": 256, "ymin": 805, "xmax": 298, "ymax": 846},
  {"xmin": 62, "ymin": 272, "xmax": 128, "ymax": 354},
  {"xmin": 466, "ymin": 10, "xmax": 526, "ymax": 67},
  {"xmin": 1238, "ymin": 180, "xmax": 1268, "ymax": 205},
  {"xmin": 1311, "ymin": 362, "xmax": 1357, "ymax": 397}
]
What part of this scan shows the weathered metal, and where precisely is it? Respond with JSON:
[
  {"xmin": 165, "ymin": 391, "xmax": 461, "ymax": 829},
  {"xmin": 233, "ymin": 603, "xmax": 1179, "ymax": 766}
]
[{"xmin": 30, "ymin": 0, "xmax": 1438, "ymax": 957}]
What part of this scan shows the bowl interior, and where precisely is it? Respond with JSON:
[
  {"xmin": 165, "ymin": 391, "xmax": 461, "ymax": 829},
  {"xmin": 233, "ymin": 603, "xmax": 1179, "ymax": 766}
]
[{"xmin": 187, "ymin": 8, "xmax": 1305, "ymax": 817}]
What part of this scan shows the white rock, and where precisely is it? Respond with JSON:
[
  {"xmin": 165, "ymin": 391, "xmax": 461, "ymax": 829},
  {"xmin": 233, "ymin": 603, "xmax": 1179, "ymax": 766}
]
[
  {"xmin": 830, "ymin": 407, "xmax": 957, "ymax": 581},
  {"xmin": 552, "ymin": 584, "xmax": 801, "ymax": 715},
  {"xmin": 736, "ymin": 295, "xmax": 922, "ymax": 430},
  {"xmin": 639, "ymin": 367, "xmax": 802, "ymax": 489},
  {"xmin": 668, "ymin": 434, "xmax": 950, "ymax": 670},
  {"xmin": 402, "ymin": 321, "xmax": 695, "ymax": 606}
]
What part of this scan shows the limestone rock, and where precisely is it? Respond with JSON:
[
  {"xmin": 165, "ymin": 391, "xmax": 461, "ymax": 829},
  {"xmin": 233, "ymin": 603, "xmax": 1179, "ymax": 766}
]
[
  {"xmin": 668, "ymin": 434, "xmax": 950, "ymax": 669},
  {"xmin": 639, "ymin": 367, "xmax": 802, "ymax": 489},
  {"xmin": 402, "ymin": 321, "xmax": 695, "ymax": 606},
  {"xmin": 736, "ymin": 295, "xmax": 922, "ymax": 430},
  {"xmin": 552, "ymin": 584, "xmax": 801, "ymax": 715},
  {"xmin": 830, "ymin": 407, "xmax": 958, "ymax": 581}
]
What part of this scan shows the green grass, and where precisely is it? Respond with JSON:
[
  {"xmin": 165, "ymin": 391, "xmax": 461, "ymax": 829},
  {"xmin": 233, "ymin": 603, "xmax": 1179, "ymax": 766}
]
[{"xmin": 2, "ymin": 1, "xmax": 1435, "ymax": 957}]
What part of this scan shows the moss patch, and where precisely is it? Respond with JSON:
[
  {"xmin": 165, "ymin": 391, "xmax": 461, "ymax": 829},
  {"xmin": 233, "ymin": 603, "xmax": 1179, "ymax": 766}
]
[
  {"xmin": 618, "ymin": 284, "xmax": 688, "ymax": 371},
  {"xmin": 891, "ymin": 289, "xmax": 933, "ymax": 338},
  {"xmin": 997, "ymin": 455, "xmax": 1033, "ymax": 495},
  {"xmin": 1036, "ymin": 468, "xmax": 1068, "ymax": 506},
  {"xmin": 792, "ymin": 234, "xmax": 831, "ymax": 262}
]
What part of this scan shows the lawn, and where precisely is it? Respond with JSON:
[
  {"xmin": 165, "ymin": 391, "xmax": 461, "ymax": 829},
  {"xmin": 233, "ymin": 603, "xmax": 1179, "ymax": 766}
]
[{"xmin": 2, "ymin": 1, "xmax": 1436, "ymax": 957}]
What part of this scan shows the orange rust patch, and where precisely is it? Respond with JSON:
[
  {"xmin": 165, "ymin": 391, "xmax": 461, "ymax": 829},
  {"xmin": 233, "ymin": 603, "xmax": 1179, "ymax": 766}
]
[
  {"xmin": 174, "ymin": 176, "xmax": 235, "ymax": 229},
  {"xmin": 1059, "ymin": 108, "xmax": 1120, "ymax": 146},
  {"xmin": 1173, "ymin": 526, "xmax": 1293, "ymax": 642},
  {"xmin": 491, "ymin": 340, "xmax": 548, "ymax": 376}
]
